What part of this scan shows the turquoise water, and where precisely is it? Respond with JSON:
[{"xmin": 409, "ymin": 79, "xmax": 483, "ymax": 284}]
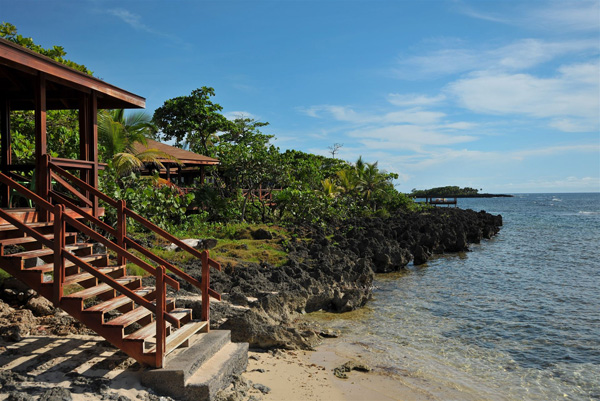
[{"xmin": 316, "ymin": 193, "xmax": 600, "ymax": 400}]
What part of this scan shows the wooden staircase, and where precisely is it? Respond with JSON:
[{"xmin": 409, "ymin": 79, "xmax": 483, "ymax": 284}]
[{"xmin": 0, "ymin": 157, "xmax": 222, "ymax": 368}]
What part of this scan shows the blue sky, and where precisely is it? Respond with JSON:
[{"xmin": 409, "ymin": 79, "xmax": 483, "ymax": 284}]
[{"xmin": 2, "ymin": 0, "xmax": 599, "ymax": 193}]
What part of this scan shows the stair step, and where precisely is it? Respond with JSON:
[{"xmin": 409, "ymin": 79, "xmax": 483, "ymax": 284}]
[
  {"xmin": 125, "ymin": 309, "xmax": 197, "ymax": 344},
  {"xmin": 164, "ymin": 319, "xmax": 205, "ymax": 355},
  {"xmin": 0, "ymin": 232, "xmax": 77, "ymax": 247},
  {"xmin": 0, "ymin": 221, "xmax": 54, "ymax": 232},
  {"xmin": 124, "ymin": 320, "xmax": 171, "ymax": 342},
  {"xmin": 63, "ymin": 276, "xmax": 141, "ymax": 300},
  {"xmin": 63, "ymin": 266, "xmax": 124, "ymax": 285},
  {"xmin": 25, "ymin": 254, "xmax": 108, "ymax": 274},
  {"xmin": 144, "ymin": 320, "xmax": 208, "ymax": 355},
  {"xmin": 84, "ymin": 287, "xmax": 155, "ymax": 314},
  {"xmin": 0, "ymin": 207, "xmax": 105, "ymax": 226},
  {"xmin": 4, "ymin": 243, "xmax": 93, "ymax": 259},
  {"xmin": 106, "ymin": 298, "xmax": 174, "ymax": 328}
]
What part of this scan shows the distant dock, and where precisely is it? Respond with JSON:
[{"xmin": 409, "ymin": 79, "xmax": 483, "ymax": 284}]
[{"xmin": 425, "ymin": 197, "xmax": 458, "ymax": 207}]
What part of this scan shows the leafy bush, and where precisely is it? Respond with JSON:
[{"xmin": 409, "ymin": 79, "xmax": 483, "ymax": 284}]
[{"xmin": 100, "ymin": 169, "xmax": 194, "ymax": 231}]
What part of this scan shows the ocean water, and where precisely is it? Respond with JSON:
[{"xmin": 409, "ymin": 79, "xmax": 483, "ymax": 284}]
[{"xmin": 311, "ymin": 193, "xmax": 600, "ymax": 401}]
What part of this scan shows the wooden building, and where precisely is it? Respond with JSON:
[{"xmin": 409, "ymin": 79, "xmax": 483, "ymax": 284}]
[
  {"xmin": 0, "ymin": 37, "xmax": 224, "ymax": 369},
  {"xmin": 133, "ymin": 138, "xmax": 219, "ymax": 187}
]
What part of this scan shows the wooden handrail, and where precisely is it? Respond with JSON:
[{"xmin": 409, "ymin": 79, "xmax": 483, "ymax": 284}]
[
  {"xmin": 62, "ymin": 214, "xmax": 180, "ymax": 290},
  {"xmin": 0, "ymin": 172, "xmax": 54, "ymax": 212},
  {"xmin": 49, "ymin": 191, "xmax": 117, "ymax": 237},
  {"xmin": 51, "ymin": 157, "xmax": 95, "ymax": 169},
  {"xmin": 49, "ymin": 162, "xmax": 117, "ymax": 207},
  {"xmin": 47, "ymin": 160, "xmax": 221, "ymax": 330},
  {"xmin": 63, "ymin": 252, "xmax": 179, "ymax": 327},
  {"xmin": 50, "ymin": 171, "xmax": 93, "ymax": 207},
  {"xmin": 125, "ymin": 237, "xmax": 206, "ymax": 291},
  {"xmin": 125, "ymin": 208, "xmax": 205, "ymax": 261}
]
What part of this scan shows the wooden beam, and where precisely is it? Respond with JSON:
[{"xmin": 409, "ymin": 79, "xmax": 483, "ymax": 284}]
[
  {"xmin": 88, "ymin": 91, "xmax": 99, "ymax": 217},
  {"xmin": 0, "ymin": 100, "xmax": 10, "ymax": 207},
  {"xmin": 35, "ymin": 73, "xmax": 48, "ymax": 220},
  {"xmin": 0, "ymin": 39, "xmax": 145, "ymax": 108},
  {"xmin": 79, "ymin": 94, "xmax": 90, "ymax": 197}
]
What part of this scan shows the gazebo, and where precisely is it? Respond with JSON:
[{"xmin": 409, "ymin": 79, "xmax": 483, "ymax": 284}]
[
  {"xmin": 132, "ymin": 138, "xmax": 219, "ymax": 189},
  {"xmin": 0, "ymin": 37, "xmax": 231, "ymax": 372},
  {"xmin": 0, "ymin": 37, "xmax": 145, "ymax": 215}
]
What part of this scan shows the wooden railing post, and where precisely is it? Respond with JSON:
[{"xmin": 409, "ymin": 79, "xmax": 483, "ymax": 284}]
[
  {"xmin": 201, "ymin": 250, "xmax": 210, "ymax": 325},
  {"xmin": 53, "ymin": 204, "xmax": 65, "ymax": 306},
  {"xmin": 117, "ymin": 199, "xmax": 126, "ymax": 265},
  {"xmin": 155, "ymin": 265, "xmax": 166, "ymax": 368}
]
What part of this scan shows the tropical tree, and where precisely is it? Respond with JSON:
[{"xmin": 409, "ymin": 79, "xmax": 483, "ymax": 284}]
[
  {"xmin": 153, "ymin": 87, "xmax": 231, "ymax": 157},
  {"xmin": 98, "ymin": 109, "xmax": 174, "ymax": 175}
]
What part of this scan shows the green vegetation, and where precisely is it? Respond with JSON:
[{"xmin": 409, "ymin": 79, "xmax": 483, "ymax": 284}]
[
  {"xmin": 410, "ymin": 186, "xmax": 480, "ymax": 198},
  {"xmin": 3, "ymin": 22, "xmax": 421, "ymax": 248}
]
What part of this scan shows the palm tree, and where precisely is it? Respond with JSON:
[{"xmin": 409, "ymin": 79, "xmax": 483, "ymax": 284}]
[
  {"xmin": 98, "ymin": 109, "xmax": 177, "ymax": 175},
  {"xmin": 357, "ymin": 161, "xmax": 387, "ymax": 210}
]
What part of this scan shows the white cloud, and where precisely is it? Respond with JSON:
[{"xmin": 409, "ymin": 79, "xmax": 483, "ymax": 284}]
[
  {"xmin": 441, "ymin": 122, "xmax": 478, "ymax": 130},
  {"xmin": 348, "ymin": 125, "xmax": 477, "ymax": 153},
  {"xmin": 387, "ymin": 93, "xmax": 446, "ymax": 107},
  {"xmin": 447, "ymin": 62, "xmax": 600, "ymax": 130},
  {"xmin": 107, "ymin": 9, "xmax": 151, "ymax": 32},
  {"xmin": 528, "ymin": 1, "xmax": 600, "ymax": 33},
  {"xmin": 382, "ymin": 109, "xmax": 446, "ymax": 125},
  {"xmin": 457, "ymin": 0, "xmax": 600, "ymax": 33},
  {"xmin": 394, "ymin": 38, "xmax": 599, "ymax": 78},
  {"xmin": 300, "ymin": 105, "xmax": 366, "ymax": 123}
]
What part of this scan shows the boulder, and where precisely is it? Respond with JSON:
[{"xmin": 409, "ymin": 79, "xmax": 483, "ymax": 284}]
[{"xmin": 165, "ymin": 238, "xmax": 218, "ymax": 252}]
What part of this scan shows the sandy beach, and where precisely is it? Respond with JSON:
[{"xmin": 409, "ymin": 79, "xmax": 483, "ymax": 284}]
[
  {"xmin": 0, "ymin": 333, "xmax": 466, "ymax": 401},
  {"xmin": 244, "ymin": 344, "xmax": 438, "ymax": 401}
]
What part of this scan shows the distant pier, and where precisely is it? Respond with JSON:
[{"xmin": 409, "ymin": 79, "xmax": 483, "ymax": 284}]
[{"xmin": 425, "ymin": 197, "xmax": 458, "ymax": 207}]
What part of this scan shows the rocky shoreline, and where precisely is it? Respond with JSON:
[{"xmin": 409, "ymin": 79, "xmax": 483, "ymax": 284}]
[
  {"xmin": 0, "ymin": 207, "xmax": 502, "ymax": 400},
  {"xmin": 177, "ymin": 207, "xmax": 503, "ymax": 350}
]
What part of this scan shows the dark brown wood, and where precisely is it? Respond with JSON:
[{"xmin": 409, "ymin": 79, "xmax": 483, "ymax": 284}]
[
  {"xmin": 35, "ymin": 74, "xmax": 48, "ymax": 220},
  {"xmin": 79, "ymin": 95, "xmax": 90, "ymax": 195},
  {"xmin": 0, "ymin": 209, "xmax": 53, "ymax": 248},
  {"xmin": 156, "ymin": 265, "xmax": 166, "ymax": 368},
  {"xmin": 201, "ymin": 251, "xmax": 210, "ymax": 323},
  {"xmin": 0, "ymin": 173, "xmax": 53, "ymax": 210},
  {"xmin": 0, "ymin": 38, "xmax": 146, "ymax": 109},
  {"xmin": 48, "ymin": 162, "xmax": 118, "ymax": 207},
  {"xmin": 88, "ymin": 92, "xmax": 99, "ymax": 217},
  {"xmin": 49, "ymin": 191, "xmax": 116, "ymax": 236},
  {"xmin": 125, "ymin": 208, "xmax": 206, "ymax": 260},
  {"xmin": 117, "ymin": 200, "xmax": 126, "ymax": 265},
  {"xmin": 0, "ymin": 100, "xmax": 10, "ymax": 207},
  {"xmin": 63, "ymin": 214, "xmax": 179, "ymax": 289},
  {"xmin": 50, "ymin": 172, "xmax": 93, "ymax": 207},
  {"xmin": 84, "ymin": 287, "xmax": 153, "ymax": 314},
  {"xmin": 53, "ymin": 204, "xmax": 65, "ymax": 305}
]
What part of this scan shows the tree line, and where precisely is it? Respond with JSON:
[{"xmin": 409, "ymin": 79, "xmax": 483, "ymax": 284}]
[{"xmin": 2, "ymin": 23, "xmax": 417, "ymax": 230}]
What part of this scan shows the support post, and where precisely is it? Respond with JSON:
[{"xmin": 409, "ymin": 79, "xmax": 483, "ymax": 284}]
[
  {"xmin": 155, "ymin": 265, "xmax": 166, "ymax": 368},
  {"xmin": 87, "ymin": 92, "xmax": 99, "ymax": 217},
  {"xmin": 0, "ymin": 101, "xmax": 11, "ymax": 207},
  {"xmin": 201, "ymin": 250, "xmax": 210, "ymax": 325},
  {"xmin": 200, "ymin": 166, "xmax": 205, "ymax": 186},
  {"xmin": 79, "ymin": 95, "xmax": 90, "ymax": 200},
  {"xmin": 35, "ymin": 73, "xmax": 48, "ymax": 220},
  {"xmin": 53, "ymin": 204, "xmax": 65, "ymax": 306},
  {"xmin": 117, "ymin": 200, "xmax": 126, "ymax": 265}
]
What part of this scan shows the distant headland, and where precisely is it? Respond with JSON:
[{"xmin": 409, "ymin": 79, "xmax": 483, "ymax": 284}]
[{"xmin": 410, "ymin": 186, "xmax": 513, "ymax": 198}]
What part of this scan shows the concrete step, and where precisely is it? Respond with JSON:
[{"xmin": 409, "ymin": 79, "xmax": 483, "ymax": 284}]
[{"xmin": 141, "ymin": 330, "xmax": 248, "ymax": 401}]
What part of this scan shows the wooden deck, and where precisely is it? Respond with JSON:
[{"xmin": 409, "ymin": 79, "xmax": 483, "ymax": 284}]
[{"xmin": 425, "ymin": 197, "xmax": 458, "ymax": 207}]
